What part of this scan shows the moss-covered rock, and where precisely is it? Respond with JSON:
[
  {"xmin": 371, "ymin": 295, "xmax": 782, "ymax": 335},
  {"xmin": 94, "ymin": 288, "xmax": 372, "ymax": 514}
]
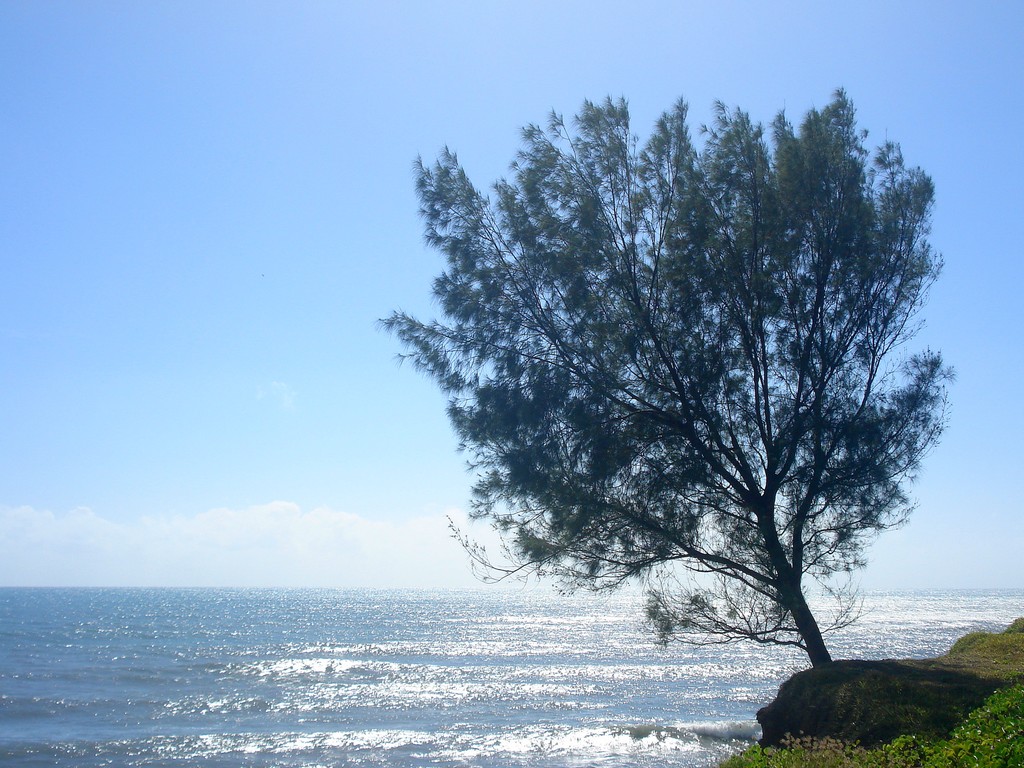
[
  {"xmin": 725, "ymin": 684, "xmax": 1024, "ymax": 768},
  {"xmin": 756, "ymin": 618, "xmax": 1024, "ymax": 749},
  {"xmin": 756, "ymin": 659, "xmax": 999, "ymax": 748}
]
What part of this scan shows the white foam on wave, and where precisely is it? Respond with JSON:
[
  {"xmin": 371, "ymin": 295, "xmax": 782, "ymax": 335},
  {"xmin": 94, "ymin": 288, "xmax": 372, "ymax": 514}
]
[
  {"xmin": 47, "ymin": 719, "xmax": 759, "ymax": 766},
  {"xmin": 687, "ymin": 720, "xmax": 762, "ymax": 741},
  {"xmin": 159, "ymin": 728, "xmax": 439, "ymax": 760},
  {"xmin": 432, "ymin": 720, "xmax": 760, "ymax": 763},
  {"xmin": 162, "ymin": 719, "xmax": 758, "ymax": 762},
  {"xmin": 243, "ymin": 657, "xmax": 400, "ymax": 678}
]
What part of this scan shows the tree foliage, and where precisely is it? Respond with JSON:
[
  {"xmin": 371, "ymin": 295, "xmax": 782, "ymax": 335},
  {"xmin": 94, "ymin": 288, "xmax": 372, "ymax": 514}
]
[{"xmin": 384, "ymin": 91, "xmax": 951, "ymax": 667}]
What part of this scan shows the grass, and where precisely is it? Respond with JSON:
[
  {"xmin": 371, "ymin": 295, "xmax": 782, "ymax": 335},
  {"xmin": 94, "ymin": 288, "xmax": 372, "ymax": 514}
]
[{"xmin": 941, "ymin": 629, "xmax": 1024, "ymax": 678}]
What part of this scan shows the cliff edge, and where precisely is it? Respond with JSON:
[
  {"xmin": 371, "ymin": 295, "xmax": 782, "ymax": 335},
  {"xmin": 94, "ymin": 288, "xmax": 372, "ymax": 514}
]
[{"xmin": 757, "ymin": 618, "xmax": 1024, "ymax": 748}]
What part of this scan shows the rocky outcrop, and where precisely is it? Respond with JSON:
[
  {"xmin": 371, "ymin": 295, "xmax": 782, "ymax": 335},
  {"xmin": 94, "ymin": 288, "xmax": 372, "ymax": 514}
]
[
  {"xmin": 756, "ymin": 619, "xmax": 1024, "ymax": 748},
  {"xmin": 756, "ymin": 658, "xmax": 999, "ymax": 747}
]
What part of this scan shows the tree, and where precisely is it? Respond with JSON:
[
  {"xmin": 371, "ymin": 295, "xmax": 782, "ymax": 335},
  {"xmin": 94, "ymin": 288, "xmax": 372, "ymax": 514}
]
[{"xmin": 384, "ymin": 91, "xmax": 951, "ymax": 667}]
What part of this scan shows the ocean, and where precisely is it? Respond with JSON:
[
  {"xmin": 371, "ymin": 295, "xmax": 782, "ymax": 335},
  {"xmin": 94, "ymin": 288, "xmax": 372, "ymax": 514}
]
[{"xmin": 0, "ymin": 587, "xmax": 1020, "ymax": 767}]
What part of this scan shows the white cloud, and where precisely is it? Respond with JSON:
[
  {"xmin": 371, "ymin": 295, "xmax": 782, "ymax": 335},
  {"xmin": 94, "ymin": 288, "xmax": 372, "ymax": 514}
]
[
  {"xmin": 0, "ymin": 502, "xmax": 497, "ymax": 588},
  {"xmin": 5, "ymin": 502, "xmax": 1019, "ymax": 590}
]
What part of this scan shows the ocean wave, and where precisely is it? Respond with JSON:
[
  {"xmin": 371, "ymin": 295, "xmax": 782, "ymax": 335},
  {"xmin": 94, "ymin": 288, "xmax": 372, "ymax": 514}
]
[
  {"xmin": 434, "ymin": 720, "xmax": 761, "ymax": 762},
  {"xmin": 4, "ymin": 588, "xmax": 1018, "ymax": 767},
  {"xmin": 121, "ymin": 722, "xmax": 758, "ymax": 762}
]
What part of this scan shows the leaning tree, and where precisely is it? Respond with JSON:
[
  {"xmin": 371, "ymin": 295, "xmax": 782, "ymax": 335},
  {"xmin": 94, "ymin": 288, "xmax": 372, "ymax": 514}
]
[{"xmin": 385, "ymin": 91, "xmax": 951, "ymax": 667}]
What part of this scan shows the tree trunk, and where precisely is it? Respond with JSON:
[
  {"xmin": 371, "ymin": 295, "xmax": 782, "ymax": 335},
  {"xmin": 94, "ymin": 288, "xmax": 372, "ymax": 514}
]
[
  {"xmin": 755, "ymin": 497, "xmax": 834, "ymax": 667},
  {"xmin": 788, "ymin": 588, "xmax": 832, "ymax": 667}
]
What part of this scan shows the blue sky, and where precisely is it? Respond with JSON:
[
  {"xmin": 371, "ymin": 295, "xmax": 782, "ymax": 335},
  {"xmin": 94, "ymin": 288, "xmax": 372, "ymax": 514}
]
[{"xmin": 1, "ymin": 1, "xmax": 1021, "ymax": 588}]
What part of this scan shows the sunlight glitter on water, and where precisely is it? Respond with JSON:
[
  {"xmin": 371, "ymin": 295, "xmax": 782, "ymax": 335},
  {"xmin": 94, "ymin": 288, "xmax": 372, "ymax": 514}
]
[{"xmin": 2, "ymin": 588, "xmax": 1021, "ymax": 767}]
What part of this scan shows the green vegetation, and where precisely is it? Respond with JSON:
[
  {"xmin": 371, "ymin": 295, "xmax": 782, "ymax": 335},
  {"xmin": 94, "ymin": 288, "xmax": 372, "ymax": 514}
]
[
  {"xmin": 943, "ymin": 626, "xmax": 1024, "ymax": 678},
  {"xmin": 726, "ymin": 620, "xmax": 1024, "ymax": 767},
  {"xmin": 721, "ymin": 684, "xmax": 1024, "ymax": 767},
  {"xmin": 757, "ymin": 659, "xmax": 1002, "ymax": 747},
  {"xmin": 1004, "ymin": 618, "xmax": 1024, "ymax": 634}
]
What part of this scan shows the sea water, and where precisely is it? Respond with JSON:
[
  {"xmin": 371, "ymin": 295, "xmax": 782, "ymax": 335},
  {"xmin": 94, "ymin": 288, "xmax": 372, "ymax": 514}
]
[{"xmin": 0, "ymin": 587, "xmax": 1020, "ymax": 767}]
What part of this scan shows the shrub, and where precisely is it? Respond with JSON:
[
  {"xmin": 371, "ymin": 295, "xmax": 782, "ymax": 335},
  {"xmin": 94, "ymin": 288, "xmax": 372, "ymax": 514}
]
[
  {"xmin": 926, "ymin": 683, "xmax": 1024, "ymax": 767},
  {"xmin": 720, "ymin": 737, "xmax": 870, "ymax": 768}
]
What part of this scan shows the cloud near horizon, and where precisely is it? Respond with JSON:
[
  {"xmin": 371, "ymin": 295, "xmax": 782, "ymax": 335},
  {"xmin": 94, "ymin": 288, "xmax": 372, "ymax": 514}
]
[{"xmin": 0, "ymin": 502, "xmax": 491, "ymax": 588}]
